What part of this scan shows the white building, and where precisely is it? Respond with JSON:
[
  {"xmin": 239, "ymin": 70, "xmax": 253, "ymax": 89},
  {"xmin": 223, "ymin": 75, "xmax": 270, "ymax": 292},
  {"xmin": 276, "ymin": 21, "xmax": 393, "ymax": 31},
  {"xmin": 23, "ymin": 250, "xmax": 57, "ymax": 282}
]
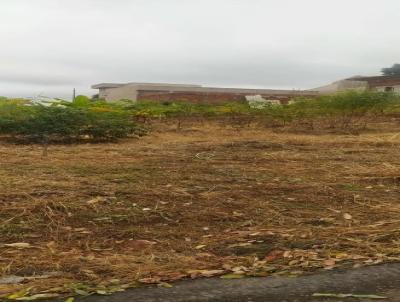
[
  {"xmin": 91, "ymin": 82, "xmax": 319, "ymax": 103},
  {"xmin": 312, "ymin": 75, "xmax": 400, "ymax": 94}
]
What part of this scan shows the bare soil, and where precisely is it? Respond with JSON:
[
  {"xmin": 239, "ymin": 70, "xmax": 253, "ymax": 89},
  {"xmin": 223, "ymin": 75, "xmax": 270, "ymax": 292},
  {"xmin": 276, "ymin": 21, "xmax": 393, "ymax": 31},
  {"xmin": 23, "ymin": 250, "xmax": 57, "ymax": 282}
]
[{"xmin": 1, "ymin": 120, "xmax": 400, "ymax": 297}]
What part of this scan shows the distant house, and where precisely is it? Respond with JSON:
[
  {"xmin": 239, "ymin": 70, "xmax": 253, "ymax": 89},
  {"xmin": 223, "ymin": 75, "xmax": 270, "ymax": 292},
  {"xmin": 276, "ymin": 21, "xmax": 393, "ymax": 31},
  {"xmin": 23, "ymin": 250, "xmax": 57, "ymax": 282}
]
[
  {"xmin": 312, "ymin": 75, "xmax": 400, "ymax": 94},
  {"xmin": 91, "ymin": 82, "xmax": 318, "ymax": 104},
  {"xmin": 349, "ymin": 75, "xmax": 400, "ymax": 93}
]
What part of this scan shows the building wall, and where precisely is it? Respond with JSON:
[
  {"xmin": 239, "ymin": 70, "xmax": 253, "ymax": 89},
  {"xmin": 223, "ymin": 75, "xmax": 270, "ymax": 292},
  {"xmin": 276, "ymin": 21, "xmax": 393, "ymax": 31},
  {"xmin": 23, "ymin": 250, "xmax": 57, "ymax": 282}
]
[
  {"xmin": 137, "ymin": 91, "xmax": 245, "ymax": 104},
  {"xmin": 351, "ymin": 76, "xmax": 400, "ymax": 93},
  {"xmin": 99, "ymin": 88, "xmax": 110, "ymax": 99},
  {"xmin": 94, "ymin": 83, "xmax": 320, "ymax": 102},
  {"xmin": 100, "ymin": 86, "xmax": 138, "ymax": 101},
  {"xmin": 375, "ymin": 85, "xmax": 400, "ymax": 93},
  {"xmin": 137, "ymin": 91, "xmax": 314, "ymax": 104},
  {"xmin": 365, "ymin": 77, "xmax": 400, "ymax": 89},
  {"xmin": 311, "ymin": 79, "xmax": 368, "ymax": 94}
]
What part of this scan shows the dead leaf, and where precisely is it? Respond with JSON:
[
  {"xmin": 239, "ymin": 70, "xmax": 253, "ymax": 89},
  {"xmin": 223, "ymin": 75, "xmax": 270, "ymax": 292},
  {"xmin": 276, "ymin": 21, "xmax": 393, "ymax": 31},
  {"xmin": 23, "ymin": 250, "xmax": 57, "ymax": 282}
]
[
  {"xmin": 195, "ymin": 252, "xmax": 214, "ymax": 259},
  {"xmin": 129, "ymin": 240, "xmax": 157, "ymax": 249},
  {"xmin": 6, "ymin": 287, "xmax": 32, "ymax": 300},
  {"xmin": 95, "ymin": 290, "xmax": 110, "ymax": 295},
  {"xmin": 160, "ymin": 272, "xmax": 187, "ymax": 281},
  {"xmin": 73, "ymin": 289, "xmax": 90, "ymax": 296},
  {"xmin": 0, "ymin": 276, "xmax": 25, "ymax": 285},
  {"xmin": 187, "ymin": 270, "xmax": 224, "ymax": 278},
  {"xmin": 220, "ymin": 274, "xmax": 244, "ymax": 279},
  {"xmin": 312, "ymin": 293, "xmax": 387, "ymax": 299},
  {"xmin": 0, "ymin": 285, "xmax": 22, "ymax": 296},
  {"xmin": 195, "ymin": 245, "xmax": 207, "ymax": 249},
  {"xmin": 334, "ymin": 252, "xmax": 348, "ymax": 259},
  {"xmin": 15, "ymin": 293, "xmax": 60, "ymax": 300},
  {"xmin": 231, "ymin": 266, "xmax": 247, "ymax": 273},
  {"xmin": 264, "ymin": 250, "xmax": 283, "ymax": 262},
  {"xmin": 157, "ymin": 282, "xmax": 173, "ymax": 288},
  {"xmin": 323, "ymin": 259, "xmax": 336, "ymax": 268},
  {"xmin": 232, "ymin": 211, "xmax": 244, "ymax": 217},
  {"xmin": 138, "ymin": 277, "xmax": 161, "ymax": 284},
  {"xmin": 85, "ymin": 254, "xmax": 95, "ymax": 261},
  {"xmin": 343, "ymin": 213, "xmax": 352, "ymax": 220},
  {"xmin": 86, "ymin": 196, "xmax": 106, "ymax": 205},
  {"xmin": 288, "ymin": 260, "xmax": 299, "ymax": 266},
  {"xmin": 91, "ymin": 247, "xmax": 113, "ymax": 251},
  {"xmin": 228, "ymin": 243, "xmax": 252, "ymax": 248},
  {"xmin": 4, "ymin": 243, "xmax": 32, "ymax": 249},
  {"xmin": 283, "ymin": 251, "xmax": 292, "ymax": 258},
  {"xmin": 46, "ymin": 241, "xmax": 57, "ymax": 253}
]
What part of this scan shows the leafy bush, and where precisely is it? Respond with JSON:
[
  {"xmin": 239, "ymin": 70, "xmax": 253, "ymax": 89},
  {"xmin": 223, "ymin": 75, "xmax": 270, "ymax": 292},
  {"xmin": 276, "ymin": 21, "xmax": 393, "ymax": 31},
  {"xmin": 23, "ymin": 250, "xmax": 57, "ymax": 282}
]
[
  {"xmin": 1, "ymin": 91, "xmax": 397, "ymax": 142},
  {"xmin": 241, "ymin": 91, "xmax": 399, "ymax": 130},
  {"xmin": 0, "ymin": 99, "xmax": 146, "ymax": 143},
  {"xmin": 127, "ymin": 91, "xmax": 400, "ymax": 131},
  {"xmin": 286, "ymin": 91, "xmax": 399, "ymax": 130},
  {"xmin": 129, "ymin": 100, "xmax": 253, "ymax": 118}
]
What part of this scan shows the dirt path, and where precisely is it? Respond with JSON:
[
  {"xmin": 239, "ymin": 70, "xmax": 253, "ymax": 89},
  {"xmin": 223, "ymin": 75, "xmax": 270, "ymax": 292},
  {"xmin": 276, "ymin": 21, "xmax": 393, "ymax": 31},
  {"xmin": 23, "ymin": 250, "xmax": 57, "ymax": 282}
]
[{"xmin": 46, "ymin": 263, "xmax": 400, "ymax": 302}]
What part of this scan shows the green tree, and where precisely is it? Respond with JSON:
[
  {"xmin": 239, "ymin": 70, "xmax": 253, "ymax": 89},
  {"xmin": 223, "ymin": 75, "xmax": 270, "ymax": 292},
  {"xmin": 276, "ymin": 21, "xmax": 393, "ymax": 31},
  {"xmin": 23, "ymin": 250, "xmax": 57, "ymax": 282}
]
[{"xmin": 381, "ymin": 63, "xmax": 400, "ymax": 76}]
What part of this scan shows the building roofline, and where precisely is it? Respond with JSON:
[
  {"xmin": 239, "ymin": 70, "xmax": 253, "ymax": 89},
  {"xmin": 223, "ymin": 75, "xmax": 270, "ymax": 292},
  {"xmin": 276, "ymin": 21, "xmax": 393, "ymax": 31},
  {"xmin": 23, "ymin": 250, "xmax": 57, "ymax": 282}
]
[
  {"xmin": 91, "ymin": 83, "xmax": 126, "ymax": 89},
  {"xmin": 92, "ymin": 82, "xmax": 318, "ymax": 95},
  {"xmin": 136, "ymin": 86, "xmax": 318, "ymax": 95},
  {"xmin": 345, "ymin": 75, "xmax": 400, "ymax": 81},
  {"xmin": 92, "ymin": 82, "xmax": 203, "ymax": 89},
  {"xmin": 127, "ymin": 82, "xmax": 203, "ymax": 88}
]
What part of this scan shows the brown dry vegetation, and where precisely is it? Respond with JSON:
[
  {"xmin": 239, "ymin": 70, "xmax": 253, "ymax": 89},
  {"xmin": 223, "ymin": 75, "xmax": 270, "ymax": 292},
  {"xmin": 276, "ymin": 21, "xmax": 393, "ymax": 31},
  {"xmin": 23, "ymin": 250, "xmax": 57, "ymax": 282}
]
[{"xmin": 1, "ymin": 119, "xmax": 400, "ymax": 297}]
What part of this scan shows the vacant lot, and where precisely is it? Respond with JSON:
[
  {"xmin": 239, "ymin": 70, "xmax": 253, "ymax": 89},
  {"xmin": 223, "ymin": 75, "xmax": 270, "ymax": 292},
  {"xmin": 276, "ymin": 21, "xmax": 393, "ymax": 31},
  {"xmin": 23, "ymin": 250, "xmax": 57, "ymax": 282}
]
[{"xmin": 1, "ymin": 120, "xmax": 400, "ymax": 297}]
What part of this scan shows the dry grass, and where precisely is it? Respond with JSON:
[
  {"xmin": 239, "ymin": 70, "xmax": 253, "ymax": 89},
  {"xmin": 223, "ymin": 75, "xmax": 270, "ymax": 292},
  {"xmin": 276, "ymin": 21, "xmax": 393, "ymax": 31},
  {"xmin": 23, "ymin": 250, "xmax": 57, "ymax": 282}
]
[{"xmin": 1, "ymin": 119, "xmax": 400, "ymax": 296}]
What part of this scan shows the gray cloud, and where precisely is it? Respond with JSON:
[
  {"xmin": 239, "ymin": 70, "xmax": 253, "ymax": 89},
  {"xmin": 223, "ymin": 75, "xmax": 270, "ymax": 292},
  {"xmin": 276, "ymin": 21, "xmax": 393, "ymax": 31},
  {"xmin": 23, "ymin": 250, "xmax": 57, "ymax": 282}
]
[{"xmin": 1, "ymin": 0, "xmax": 399, "ymax": 99}]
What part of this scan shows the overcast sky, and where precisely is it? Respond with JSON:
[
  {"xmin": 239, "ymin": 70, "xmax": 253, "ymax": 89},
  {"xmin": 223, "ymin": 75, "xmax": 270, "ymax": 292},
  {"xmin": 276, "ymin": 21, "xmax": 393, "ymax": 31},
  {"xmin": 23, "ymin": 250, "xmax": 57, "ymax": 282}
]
[{"xmin": 1, "ymin": 0, "xmax": 399, "ymax": 99}]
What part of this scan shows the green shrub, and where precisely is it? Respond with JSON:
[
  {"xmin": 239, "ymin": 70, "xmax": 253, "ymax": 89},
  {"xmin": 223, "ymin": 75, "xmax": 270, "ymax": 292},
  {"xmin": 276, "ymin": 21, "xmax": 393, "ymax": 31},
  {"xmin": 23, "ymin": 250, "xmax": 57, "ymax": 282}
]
[
  {"xmin": 13, "ymin": 106, "xmax": 86, "ymax": 141},
  {"xmin": 258, "ymin": 91, "xmax": 399, "ymax": 130},
  {"xmin": 3, "ymin": 91, "xmax": 394, "ymax": 142},
  {"xmin": 0, "ymin": 99, "xmax": 146, "ymax": 143},
  {"xmin": 127, "ymin": 92, "xmax": 399, "ymax": 130},
  {"xmin": 73, "ymin": 95, "xmax": 91, "ymax": 106}
]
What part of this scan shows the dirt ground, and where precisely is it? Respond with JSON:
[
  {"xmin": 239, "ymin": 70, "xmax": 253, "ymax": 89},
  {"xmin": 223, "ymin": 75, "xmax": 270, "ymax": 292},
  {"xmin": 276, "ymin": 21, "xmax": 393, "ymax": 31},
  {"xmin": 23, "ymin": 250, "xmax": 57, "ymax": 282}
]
[{"xmin": 0, "ymin": 120, "xmax": 400, "ymax": 298}]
